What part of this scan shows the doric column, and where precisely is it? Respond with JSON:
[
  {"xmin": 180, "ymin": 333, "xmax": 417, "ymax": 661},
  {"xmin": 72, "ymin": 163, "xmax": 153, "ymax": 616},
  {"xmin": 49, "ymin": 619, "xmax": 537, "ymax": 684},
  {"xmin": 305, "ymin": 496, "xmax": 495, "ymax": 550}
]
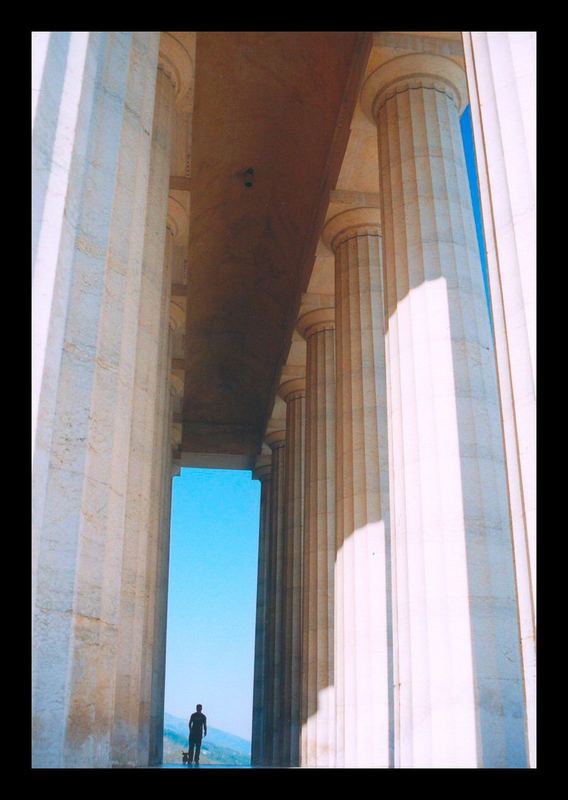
[
  {"xmin": 279, "ymin": 378, "xmax": 306, "ymax": 767},
  {"xmin": 148, "ymin": 244, "xmax": 177, "ymax": 765},
  {"xmin": 322, "ymin": 207, "xmax": 393, "ymax": 768},
  {"xmin": 251, "ymin": 456, "xmax": 272, "ymax": 767},
  {"xmin": 32, "ymin": 32, "xmax": 161, "ymax": 768},
  {"xmin": 263, "ymin": 430, "xmax": 287, "ymax": 766},
  {"xmin": 462, "ymin": 32, "xmax": 536, "ymax": 767},
  {"xmin": 111, "ymin": 44, "xmax": 178, "ymax": 767},
  {"xmin": 297, "ymin": 306, "xmax": 336, "ymax": 767},
  {"xmin": 361, "ymin": 52, "xmax": 528, "ymax": 767},
  {"xmin": 148, "ymin": 404, "xmax": 177, "ymax": 765}
]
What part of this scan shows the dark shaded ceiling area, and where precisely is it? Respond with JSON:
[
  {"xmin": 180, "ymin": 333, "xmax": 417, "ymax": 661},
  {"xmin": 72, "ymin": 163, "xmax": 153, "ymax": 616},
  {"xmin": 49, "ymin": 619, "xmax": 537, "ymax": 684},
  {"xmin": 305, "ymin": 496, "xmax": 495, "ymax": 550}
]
[{"xmin": 182, "ymin": 31, "xmax": 371, "ymax": 461}]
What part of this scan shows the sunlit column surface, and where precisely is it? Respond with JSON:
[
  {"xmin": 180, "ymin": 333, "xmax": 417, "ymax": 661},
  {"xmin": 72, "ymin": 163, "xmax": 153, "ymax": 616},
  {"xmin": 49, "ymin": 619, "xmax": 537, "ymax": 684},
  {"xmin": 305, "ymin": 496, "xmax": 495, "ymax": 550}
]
[
  {"xmin": 298, "ymin": 307, "xmax": 336, "ymax": 767},
  {"xmin": 362, "ymin": 52, "xmax": 528, "ymax": 767},
  {"xmin": 111, "ymin": 53, "xmax": 176, "ymax": 767},
  {"xmin": 322, "ymin": 208, "xmax": 393, "ymax": 768},
  {"xmin": 264, "ymin": 431, "xmax": 287, "ymax": 766},
  {"xmin": 279, "ymin": 379, "xmax": 306, "ymax": 767},
  {"xmin": 251, "ymin": 457, "xmax": 272, "ymax": 766},
  {"xmin": 31, "ymin": 32, "xmax": 161, "ymax": 768},
  {"xmin": 462, "ymin": 32, "xmax": 536, "ymax": 767}
]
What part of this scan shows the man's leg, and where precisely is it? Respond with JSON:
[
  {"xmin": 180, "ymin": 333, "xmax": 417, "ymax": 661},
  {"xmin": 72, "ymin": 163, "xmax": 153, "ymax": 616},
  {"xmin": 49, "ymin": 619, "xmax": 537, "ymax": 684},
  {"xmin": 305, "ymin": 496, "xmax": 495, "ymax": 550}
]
[
  {"xmin": 194, "ymin": 739, "xmax": 202, "ymax": 763},
  {"xmin": 188, "ymin": 739, "xmax": 195, "ymax": 763}
]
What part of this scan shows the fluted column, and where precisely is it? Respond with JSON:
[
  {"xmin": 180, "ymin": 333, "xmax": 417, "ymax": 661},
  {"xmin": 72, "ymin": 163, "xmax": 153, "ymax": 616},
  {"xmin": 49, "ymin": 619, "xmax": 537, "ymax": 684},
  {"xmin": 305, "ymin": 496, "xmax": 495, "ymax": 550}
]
[
  {"xmin": 362, "ymin": 52, "xmax": 528, "ymax": 767},
  {"xmin": 279, "ymin": 379, "xmax": 306, "ymax": 767},
  {"xmin": 32, "ymin": 32, "xmax": 161, "ymax": 768},
  {"xmin": 251, "ymin": 458, "xmax": 272, "ymax": 767},
  {"xmin": 148, "ymin": 415, "xmax": 176, "ymax": 765},
  {"xmin": 462, "ymin": 32, "xmax": 536, "ymax": 767},
  {"xmin": 298, "ymin": 308, "xmax": 336, "ymax": 767},
  {"xmin": 322, "ymin": 208, "xmax": 393, "ymax": 768},
  {"xmin": 147, "ymin": 226, "xmax": 177, "ymax": 765},
  {"xmin": 264, "ymin": 430, "xmax": 287, "ymax": 766},
  {"xmin": 111, "ymin": 54, "xmax": 176, "ymax": 767}
]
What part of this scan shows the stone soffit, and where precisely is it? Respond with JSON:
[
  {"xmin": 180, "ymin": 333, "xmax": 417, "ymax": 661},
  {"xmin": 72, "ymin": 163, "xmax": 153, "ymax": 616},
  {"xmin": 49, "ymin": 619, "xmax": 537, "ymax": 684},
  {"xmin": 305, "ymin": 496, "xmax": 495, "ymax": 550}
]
[
  {"xmin": 177, "ymin": 31, "xmax": 466, "ymax": 467},
  {"xmin": 179, "ymin": 31, "xmax": 372, "ymax": 464}
]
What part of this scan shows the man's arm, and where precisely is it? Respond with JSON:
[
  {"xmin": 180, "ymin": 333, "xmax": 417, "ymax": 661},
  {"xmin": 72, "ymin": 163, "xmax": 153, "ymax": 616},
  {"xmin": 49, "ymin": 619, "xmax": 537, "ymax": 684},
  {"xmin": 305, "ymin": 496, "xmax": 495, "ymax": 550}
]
[{"xmin": 203, "ymin": 715, "xmax": 207, "ymax": 737}]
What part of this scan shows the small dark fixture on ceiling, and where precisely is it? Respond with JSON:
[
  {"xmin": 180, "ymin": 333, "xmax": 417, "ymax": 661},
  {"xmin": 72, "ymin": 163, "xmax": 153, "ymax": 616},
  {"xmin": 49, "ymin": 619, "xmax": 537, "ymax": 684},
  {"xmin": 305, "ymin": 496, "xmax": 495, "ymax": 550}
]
[{"xmin": 244, "ymin": 167, "xmax": 254, "ymax": 188}]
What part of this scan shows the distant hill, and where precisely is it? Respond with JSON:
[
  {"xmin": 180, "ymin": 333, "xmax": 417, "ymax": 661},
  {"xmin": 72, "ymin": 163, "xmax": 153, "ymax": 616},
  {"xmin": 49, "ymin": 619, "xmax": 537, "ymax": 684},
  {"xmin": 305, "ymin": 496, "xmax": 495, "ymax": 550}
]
[{"xmin": 163, "ymin": 712, "xmax": 251, "ymax": 766}]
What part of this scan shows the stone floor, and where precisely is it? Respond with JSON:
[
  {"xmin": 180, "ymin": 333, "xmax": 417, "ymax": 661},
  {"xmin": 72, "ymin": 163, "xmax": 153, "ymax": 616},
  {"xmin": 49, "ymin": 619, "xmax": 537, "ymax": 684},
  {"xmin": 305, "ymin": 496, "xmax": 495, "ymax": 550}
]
[{"xmin": 156, "ymin": 764, "xmax": 253, "ymax": 768}]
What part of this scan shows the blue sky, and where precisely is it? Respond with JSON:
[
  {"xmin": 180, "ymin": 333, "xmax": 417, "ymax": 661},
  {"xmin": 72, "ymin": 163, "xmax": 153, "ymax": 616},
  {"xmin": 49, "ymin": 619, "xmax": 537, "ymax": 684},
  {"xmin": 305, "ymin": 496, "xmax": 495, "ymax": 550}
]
[
  {"xmin": 461, "ymin": 104, "xmax": 491, "ymax": 319},
  {"xmin": 163, "ymin": 104, "xmax": 488, "ymax": 746},
  {"xmin": 164, "ymin": 468, "xmax": 260, "ymax": 741}
]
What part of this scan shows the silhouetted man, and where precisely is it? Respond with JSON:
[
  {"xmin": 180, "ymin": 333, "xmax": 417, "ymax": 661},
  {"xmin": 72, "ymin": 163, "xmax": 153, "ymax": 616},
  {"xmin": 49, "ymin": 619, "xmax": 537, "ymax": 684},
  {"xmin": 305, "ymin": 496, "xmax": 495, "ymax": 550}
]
[{"xmin": 188, "ymin": 704, "xmax": 207, "ymax": 765}]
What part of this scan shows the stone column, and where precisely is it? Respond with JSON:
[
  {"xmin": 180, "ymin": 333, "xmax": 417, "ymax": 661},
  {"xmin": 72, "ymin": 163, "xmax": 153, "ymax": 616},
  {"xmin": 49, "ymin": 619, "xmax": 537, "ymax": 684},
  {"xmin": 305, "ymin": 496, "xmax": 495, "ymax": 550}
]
[
  {"xmin": 251, "ymin": 457, "xmax": 272, "ymax": 767},
  {"xmin": 297, "ymin": 307, "xmax": 336, "ymax": 767},
  {"xmin": 32, "ymin": 32, "xmax": 161, "ymax": 768},
  {"xmin": 462, "ymin": 32, "xmax": 536, "ymax": 767},
  {"xmin": 322, "ymin": 207, "xmax": 393, "ymax": 768},
  {"xmin": 148, "ymin": 444, "xmax": 177, "ymax": 765},
  {"xmin": 263, "ymin": 430, "xmax": 287, "ymax": 766},
  {"xmin": 148, "ymin": 243, "xmax": 177, "ymax": 764},
  {"xmin": 361, "ymin": 52, "xmax": 528, "ymax": 767},
  {"xmin": 279, "ymin": 379, "xmax": 306, "ymax": 767},
  {"xmin": 111, "ymin": 52, "xmax": 177, "ymax": 767}
]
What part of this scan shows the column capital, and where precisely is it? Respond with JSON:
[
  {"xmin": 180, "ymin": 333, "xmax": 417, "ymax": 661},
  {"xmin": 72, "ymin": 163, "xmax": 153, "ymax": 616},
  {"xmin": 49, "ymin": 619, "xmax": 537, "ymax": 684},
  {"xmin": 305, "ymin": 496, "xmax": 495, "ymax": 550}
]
[
  {"xmin": 253, "ymin": 457, "xmax": 272, "ymax": 482},
  {"xmin": 321, "ymin": 206, "xmax": 381, "ymax": 254},
  {"xmin": 158, "ymin": 32, "xmax": 194, "ymax": 106},
  {"xmin": 360, "ymin": 53, "xmax": 468, "ymax": 123},
  {"xmin": 297, "ymin": 307, "xmax": 335, "ymax": 339},
  {"xmin": 265, "ymin": 429, "xmax": 287, "ymax": 450},
  {"xmin": 278, "ymin": 377, "xmax": 306, "ymax": 403}
]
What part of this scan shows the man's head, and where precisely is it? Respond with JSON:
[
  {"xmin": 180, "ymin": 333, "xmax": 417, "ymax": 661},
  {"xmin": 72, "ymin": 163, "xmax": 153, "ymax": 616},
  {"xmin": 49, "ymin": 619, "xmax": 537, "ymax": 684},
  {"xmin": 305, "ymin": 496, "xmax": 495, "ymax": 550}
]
[{"xmin": 196, "ymin": 704, "xmax": 202, "ymax": 712}]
